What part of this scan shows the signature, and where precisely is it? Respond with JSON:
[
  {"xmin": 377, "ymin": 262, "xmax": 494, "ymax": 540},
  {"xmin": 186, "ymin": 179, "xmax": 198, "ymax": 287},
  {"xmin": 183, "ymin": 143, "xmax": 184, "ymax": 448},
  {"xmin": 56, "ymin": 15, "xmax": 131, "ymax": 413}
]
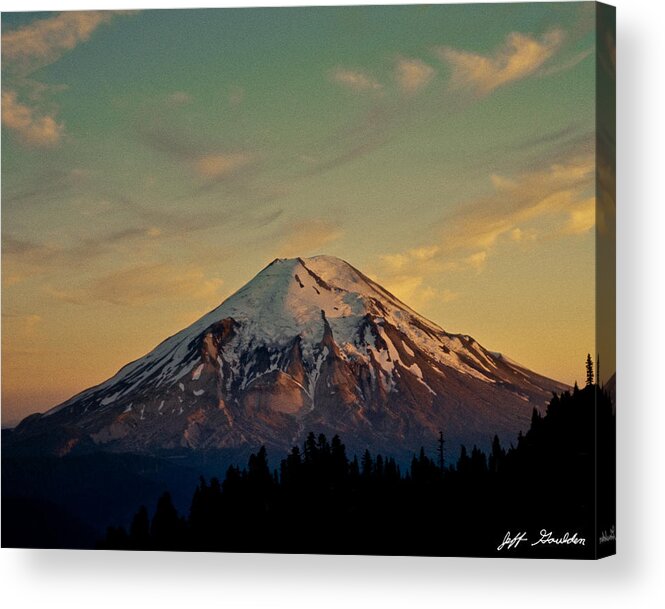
[
  {"xmin": 599, "ymin": 526, "xmax": 616, "ymax": 544},
  {"xmin": 497, "ymin": 529, "xmax": 586, "ymax": 551},
  {"xmin": 497, "ymin": 531, "xmax": 529, "ymax": 551},
  {"xmin": 531, "ymin": 529, "xmax": 585, "ymax": 546}
]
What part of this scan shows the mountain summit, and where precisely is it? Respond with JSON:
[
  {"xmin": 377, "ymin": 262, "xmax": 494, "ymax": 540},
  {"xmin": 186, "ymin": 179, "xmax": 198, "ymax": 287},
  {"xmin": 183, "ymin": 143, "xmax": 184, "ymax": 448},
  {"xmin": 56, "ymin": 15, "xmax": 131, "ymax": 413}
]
[{"xmin": 11, "ymin": 255, "xmax": 567, "ymax": 459}]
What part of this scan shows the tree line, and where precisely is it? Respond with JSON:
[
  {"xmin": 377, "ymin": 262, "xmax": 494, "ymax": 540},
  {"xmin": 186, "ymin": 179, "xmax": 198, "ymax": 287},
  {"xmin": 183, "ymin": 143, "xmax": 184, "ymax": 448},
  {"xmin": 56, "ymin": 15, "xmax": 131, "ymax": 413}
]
[{"xmin": 100, "ymin": 359, "xmax": 615, "ymax": 557}]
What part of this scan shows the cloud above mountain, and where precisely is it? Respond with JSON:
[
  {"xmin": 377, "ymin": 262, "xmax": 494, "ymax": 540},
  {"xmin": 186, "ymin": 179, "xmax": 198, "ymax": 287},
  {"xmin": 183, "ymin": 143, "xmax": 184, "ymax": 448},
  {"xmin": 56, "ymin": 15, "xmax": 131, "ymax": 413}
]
[
  {"xmin": 1, "ymin": 11, "xmax": 129, "ymax": 147},
  {"xmin": 437, "ymin": 29, "xmax": 565, "ymax": 96},
  {"xmin": 394, "ymin": 57, "xmax": 435, "ymax": 94},
  {"xmin": 330, "ymin": 67, "xmax": 383, "ymax": 93}
]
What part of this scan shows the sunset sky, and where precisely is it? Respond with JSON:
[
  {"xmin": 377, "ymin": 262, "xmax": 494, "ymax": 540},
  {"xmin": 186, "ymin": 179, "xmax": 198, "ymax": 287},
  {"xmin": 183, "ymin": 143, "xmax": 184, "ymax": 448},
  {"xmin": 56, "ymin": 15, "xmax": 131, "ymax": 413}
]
[{"xmin": 2, "ymin": 3, "xmax": 600, "ymax": 426}]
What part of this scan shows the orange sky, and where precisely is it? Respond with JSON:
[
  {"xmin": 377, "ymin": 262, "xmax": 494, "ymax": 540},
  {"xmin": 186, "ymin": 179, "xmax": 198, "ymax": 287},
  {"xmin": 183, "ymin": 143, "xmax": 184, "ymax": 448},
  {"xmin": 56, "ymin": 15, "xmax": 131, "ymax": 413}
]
[{"xmin": 2, "ymin": 5, "xmax": 605, "ymax": 426}]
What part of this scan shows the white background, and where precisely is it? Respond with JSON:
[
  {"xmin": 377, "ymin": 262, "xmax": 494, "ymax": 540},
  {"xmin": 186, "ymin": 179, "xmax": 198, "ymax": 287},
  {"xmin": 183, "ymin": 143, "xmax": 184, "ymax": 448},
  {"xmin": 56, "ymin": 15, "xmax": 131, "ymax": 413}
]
[{"xmin": 1, "ymin": 0, "xmax": 663, "ymax": 607}]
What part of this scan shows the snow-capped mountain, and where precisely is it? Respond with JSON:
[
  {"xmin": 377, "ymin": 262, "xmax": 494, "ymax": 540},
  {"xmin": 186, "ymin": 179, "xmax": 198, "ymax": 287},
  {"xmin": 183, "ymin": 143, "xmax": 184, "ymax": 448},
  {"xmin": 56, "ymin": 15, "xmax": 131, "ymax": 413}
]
[{"xmin": 10, "ymin": 255, "xmax": 567, "ymax": 459}]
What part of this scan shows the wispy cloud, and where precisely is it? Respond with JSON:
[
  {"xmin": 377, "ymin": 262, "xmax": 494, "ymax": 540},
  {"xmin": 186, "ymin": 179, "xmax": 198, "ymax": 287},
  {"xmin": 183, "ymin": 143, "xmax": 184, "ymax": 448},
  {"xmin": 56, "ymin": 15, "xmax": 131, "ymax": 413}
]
[
  {"xmin": 2, "ymin": 11, "xmax": 116, "ymax": 74},
  {"xmin": 1, "ymin": 90, "xmax": 63, "ymax": 147},
  {"xmin": 136, "ymin": 122, "xmax": 256, "ymax": 184},
  {"xmin": 46, "ymin": 263, "xmax": 225, "ymax": 307},
  {"xmin": 2, "ymin": 227, "xmax": 163, "ymax": 284},
  {"xmin": 378, "ymin": 245, "xmax": 469, "ymax": 280},
  {"xmin": 165, "ymin": 91, "xmax": 193, "ymax": 107},
  {"xmin": 2, "ymin": 166, "xmax": 93, "ymax": 208},
  {"xmin": 302, "ymin": 133, "xmax": 390, "ymax": 177},
  {"xmin": 380, "ymin": 245, "xmax": 442, "ymax": 273},
  {"xmin": 394, "ymin": 57, "xmax": 435, "ymax": 94},
  {"xmin": 1, "ymin": 312, "xmax": 43, "ymax": 335},
  {"xmin": 442, "ymin": 148, "xmax": 594, "ymax": 253},
  {"xmin": 2, "ymin": 11, "xmax": 128, "ymax": 147},
  {"xmin": 539, "ymin": 47, "xmax": 593, "ymax": 77},
  {"xmin": 274, "ymin": 219, "xmax": 343, "ymax": 258},
  {"xmin": 436, "ymin": 29, "xmax": 565, "ymax": 96},
  {"xmin": 299, "ymin": 103, "xmax": 397, "ymax": 178},
  {"xmin": 330, "ymin": 67, "xmax": 383, "ymax": 93},
  {"xmin": 2, "ymin": 194, "xmax": 284, "ymax": 287},
  {"xmin": 194, "ymin": 153, "xmax": 254, "ymax": 180},
  {"xmin": 381, "ymin": 274, "xmax": 458, "ymax": 311},
  {"xmin": 565, "ymin": 196, "xmax": 596, "ymax": 234},
  {"xmin": 376, "ymin": 141, "xmax": 595, "ymax": 294},
  {"xmin": 137, "ymin": 121, "xmax": 288, "ymax": 209},
  {"xmin": 382, "ymin": 275, "xmax": 437, "ymax": 307},
  {"xmin": 136, "ymin": 123, "xmax": 205, "ymax": 159},
  {"xmin": 316, "ymin": 58, "xmax": 433, "ymax": 175}
]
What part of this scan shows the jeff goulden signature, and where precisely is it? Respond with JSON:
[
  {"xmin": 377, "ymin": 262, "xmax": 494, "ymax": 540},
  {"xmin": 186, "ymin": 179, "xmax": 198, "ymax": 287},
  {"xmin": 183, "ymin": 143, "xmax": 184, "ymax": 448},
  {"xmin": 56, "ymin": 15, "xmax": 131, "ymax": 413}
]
[{"xmin": 497, "ymin": 530, "xmax": 586, "ymax": 551}]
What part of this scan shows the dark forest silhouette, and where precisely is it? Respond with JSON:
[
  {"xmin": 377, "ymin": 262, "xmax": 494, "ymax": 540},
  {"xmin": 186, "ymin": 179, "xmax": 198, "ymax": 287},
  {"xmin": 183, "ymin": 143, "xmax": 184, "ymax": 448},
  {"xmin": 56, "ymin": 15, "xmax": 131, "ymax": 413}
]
[{"xmin": 100, "ymin": 364, "xmax": 615, "ymax": 558}]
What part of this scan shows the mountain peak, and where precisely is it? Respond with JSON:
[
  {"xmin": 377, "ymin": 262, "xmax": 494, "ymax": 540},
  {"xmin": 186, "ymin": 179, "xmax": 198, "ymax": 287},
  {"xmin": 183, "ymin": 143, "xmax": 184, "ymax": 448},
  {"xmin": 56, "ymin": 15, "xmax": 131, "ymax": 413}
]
[
  {"xmin": 263, "ymin": 255, "xmax": 362, "ymax": 291},
  {"xmin": 269, "ymin": 254, "xmax": 347, "ymax": 264},
  {"xmin": 15, "ymin": 255, "xmax": 567, "ymax": 460}
]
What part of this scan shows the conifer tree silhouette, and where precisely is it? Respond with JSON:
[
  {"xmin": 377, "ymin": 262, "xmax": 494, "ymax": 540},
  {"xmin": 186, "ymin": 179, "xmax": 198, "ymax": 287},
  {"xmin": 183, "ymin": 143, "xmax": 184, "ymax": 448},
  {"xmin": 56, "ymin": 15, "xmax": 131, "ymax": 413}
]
[
  {"xmin": 100, "ymin": 358, "xmax": 614, "ymax": 559},
  {"xmin": 437, "ymin": 431, "xmax": 445, "ymax": 474},
  {"xmin": 129, "ymin": 505, "xmax": 150, "ymax": 550},
  {"xmin": 151, "ymin": 492, "xmax": 184, "ymax": 550},
  {"xmin": 585, "ymin": 353, "xmax": 594, "ymax": 386}
]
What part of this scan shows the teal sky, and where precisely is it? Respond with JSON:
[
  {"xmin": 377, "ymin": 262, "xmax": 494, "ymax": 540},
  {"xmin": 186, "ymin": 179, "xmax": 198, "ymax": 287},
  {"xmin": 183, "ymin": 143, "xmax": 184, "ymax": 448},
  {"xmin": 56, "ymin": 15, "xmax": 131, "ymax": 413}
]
[{"xmin": 2, "ymin": 4, "xmax": 600, "ymax": 425}]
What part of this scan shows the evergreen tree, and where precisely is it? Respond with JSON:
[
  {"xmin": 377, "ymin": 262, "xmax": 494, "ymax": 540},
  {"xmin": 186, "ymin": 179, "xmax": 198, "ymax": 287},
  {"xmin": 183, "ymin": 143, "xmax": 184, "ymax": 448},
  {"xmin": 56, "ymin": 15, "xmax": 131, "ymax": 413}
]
[
  {"xmin": 99, "ymin": 386, "xmax": 614, "ymax": 558},
  {"xmin": 103, "ymin": 525, "xmax": 129, "ymax": 549},
  {"xmin": 349, "ymin": 455, "xmax": 360, "ymax": 480},
  {"xmin": 151, "ymin": 492, "xmax": 184, "ymax": 550},
  {"xmin": 188, "ymin": 478, "xmax": 206, "ymax": 533},
  {"xmin": 457, "ymin": 445, "xmax": 470, "ymax": 475},
  {"xmin": 489, "ymin": 435, "xmax": 505, "ymax": 474},
  {"xmin": 437, "ymin": 431, "xmax": 445, "ymax": 473},
  {"xmin": 317, "ymin": 433, "xmax": 330, "ymax": 458},
  {"xmin": 303, "ymin": 432, "xmax": 318, "ymax": 464},
  {"xmin": 330, "ymin": 435, "xmax": 348, "ymax": 482},
  {"xmin": 222, "ymin": 464, "xmax": 242, "ymax": 495},
  {"xmin": 385, "ymin": 457, "xmax": 400, "ymax": 483},
  {"xmin": 248, "ymin": 446, "xmax": 272, "ymax": 486},
  {"xmin": 129, "ymin": 505, "xmax": 150, "ymax": 549},
  {"xmin": 530, "ymin": 407, "xmax": 542, "ymax": 430},
  {"xmin": 470, "ymin": 446, "xmax": 488, "ymax": 475},
  {"xmin": 282, "ymin": 446, "xmax": 302, "ymax": 487},
  {"xmin": 375, "ymin": 454, "xmax": 384, "ymax": 480},
  {"xmin": 585, "ymin": 353, "xmax": 594, "ymax": 386},
  {"xmin": 361, "ymin": 449, "xmax": 373, "ymax": 479}
]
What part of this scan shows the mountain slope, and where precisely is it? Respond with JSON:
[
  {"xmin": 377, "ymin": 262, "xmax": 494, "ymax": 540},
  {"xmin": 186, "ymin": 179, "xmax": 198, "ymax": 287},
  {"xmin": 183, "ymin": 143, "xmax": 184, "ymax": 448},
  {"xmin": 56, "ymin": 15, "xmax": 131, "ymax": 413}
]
[{"xmin": 9, "ymin": 255, "xmax": 567, "ymax": 460}]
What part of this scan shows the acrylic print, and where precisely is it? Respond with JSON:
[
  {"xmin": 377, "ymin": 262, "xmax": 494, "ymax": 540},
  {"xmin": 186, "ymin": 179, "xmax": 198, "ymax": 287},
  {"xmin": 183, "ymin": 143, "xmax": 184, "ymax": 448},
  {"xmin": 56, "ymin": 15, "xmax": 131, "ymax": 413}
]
[{"xmin": 1, "ymin": 3, "xmax": 616, "ymax": 558}]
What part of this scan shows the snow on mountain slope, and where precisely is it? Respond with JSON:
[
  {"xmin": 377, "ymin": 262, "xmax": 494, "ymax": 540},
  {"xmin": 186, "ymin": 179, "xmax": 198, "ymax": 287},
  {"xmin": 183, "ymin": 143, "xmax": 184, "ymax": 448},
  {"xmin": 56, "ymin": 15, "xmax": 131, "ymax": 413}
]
[{"xmin": 11, "ymin": 256, "xmax": 568, "ymax": 459}]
